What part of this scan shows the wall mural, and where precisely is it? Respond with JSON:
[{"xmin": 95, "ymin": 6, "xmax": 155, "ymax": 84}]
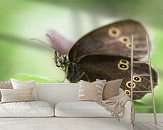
[
  {"xmin": 0, "ymin": 0, "xmax": 163, "ymax": 113},
  {"xmin": 47, "ymin": 20, "xmax": 158, "ymax": 100}
]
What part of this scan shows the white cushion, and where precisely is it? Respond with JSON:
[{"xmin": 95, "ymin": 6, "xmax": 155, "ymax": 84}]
[
  {"xmin": 1, "ymin": 88, "xmax": 34, "ymax": 103},
  {"xmin": 55, "ymin": 101, "xmax": 112, "ymax": 117},
  {"xmin": 10, "ymin": 78, "xmax": 36, "ymax": 89},
  {"xmin": 0, "ymin": 101, "xmax": 54, "ymax": 117},
  {"xmin": 11, "ymin": 78, "xmax": 37, "ymax": 100}
]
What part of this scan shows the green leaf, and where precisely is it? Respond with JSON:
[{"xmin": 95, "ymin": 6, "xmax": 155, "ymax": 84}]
[{"xmin": 12, "ymin": 73, "xmax": 60, "ymax": 83}]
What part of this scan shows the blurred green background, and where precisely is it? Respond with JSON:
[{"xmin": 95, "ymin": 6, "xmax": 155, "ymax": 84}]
[{"xmin": 0, "ymin": 0, "xmax": 163, "ymax": 113}]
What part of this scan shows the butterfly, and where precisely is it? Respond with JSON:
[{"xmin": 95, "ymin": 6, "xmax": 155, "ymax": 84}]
[{"xmin": 46, "ymin": 19, "xmax": 158, "ymax": 99}]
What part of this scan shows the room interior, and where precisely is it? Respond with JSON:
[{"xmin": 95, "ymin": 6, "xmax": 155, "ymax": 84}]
[{"xmin": 0, "ymin": 0, "xmax": 163, "ymax": 130}]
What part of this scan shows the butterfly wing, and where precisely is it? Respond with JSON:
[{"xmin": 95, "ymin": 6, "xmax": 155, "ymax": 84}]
[
  {"xmin": 67, "ymin": 55, "xmax": 158, "ymax": 99},
  {"xmin": 69, "ymin": 20, "xmax": 149, "ymax": 63}
]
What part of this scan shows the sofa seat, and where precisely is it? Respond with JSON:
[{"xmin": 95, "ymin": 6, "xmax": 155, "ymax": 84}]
[
  {"xmin": 0, "ymin": 101, "xmax": 54, "ymax": 117},
  {"xmin": 55, "ymin": 101, "xmax": 113, "ymax": 117}
]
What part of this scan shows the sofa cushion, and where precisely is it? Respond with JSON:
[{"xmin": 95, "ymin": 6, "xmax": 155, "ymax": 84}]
[
  {"xmin": 78, "ymin": 80, "xmax": 106, "ymax": 101},
  {"xmin": 1, "ymin": 88, "xmax": 34, "ymax": 103},
  {"xmin": 0, "ymin": 81, "xmax": 13, "ymax": 101},
  {"xmin": 103, "ymin": 79, "xmax": 123, "ymax": 100},
  {"xmin": 0, "ymin": 101, "xmax": 54, "ymax": 117},
  {"xmin": 55, "ymin": 101, "xmax": 112, "ymax": 117},
  {"xmin": 11, "ymin": 78, "xmax": 36, "ymax": 89},
  {"xmin": 11, "ymin": 78, "xmax": 37, "ymax": 100}
]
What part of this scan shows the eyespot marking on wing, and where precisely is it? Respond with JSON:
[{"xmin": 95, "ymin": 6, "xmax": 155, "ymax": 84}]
[
  {"xmin": 126, "ymin": 81, "xmax": 136, "ymax": 88},
  {"xmin": 126, "ymin": 43, "xmax": 132, "ymax": 49},
  {"xmin": 119, "ymin": 36, "xmax": 130, "ymax": 44},
  {"xmin": 118, "ymin": 63, "xmax": 129, "ymax": 70},
  {"xmin": 108, "ymin": 27, "xmax": 120, "ymax": 38},
  {"xmin": 120, "ymin": 59, "xmax": 129, "ymax": 64},
  {"xmin": 133, "ymin": 76, "xmax": 141, "ymax": 82},
  {"xmin": 125, "ymin": 90, "xmax": 130, "ymax": 96}
]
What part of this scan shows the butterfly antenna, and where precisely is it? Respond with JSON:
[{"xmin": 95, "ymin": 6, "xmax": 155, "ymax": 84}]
[
  {"xmin": 30, "ymin": 38, "xmax": 54, "ymax": 49},
  {"xmin": 46, "ymin": 33, "xmax": 56, "ymax": 49}
]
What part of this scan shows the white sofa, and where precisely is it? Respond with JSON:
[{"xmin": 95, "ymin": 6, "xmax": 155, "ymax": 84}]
[{"xmin": 0, "ymin": 83, "xmax": 132, "ymax": 130}]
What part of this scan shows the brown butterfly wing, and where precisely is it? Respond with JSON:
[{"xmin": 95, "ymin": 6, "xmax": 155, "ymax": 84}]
[
  {"xmin": 78, "ymin": 55, "xmax": 129, "ymax": 80},
  {"xmin": 69, "ymin": 20, "xmax": 149, "ymax": 63},
  {"xmin": 69, "ymin": 55, "xmax": 158, "ymax": 99},
  {"xmin": 120, "ymin": 63, "xmax": 158, "ymax": 99}
]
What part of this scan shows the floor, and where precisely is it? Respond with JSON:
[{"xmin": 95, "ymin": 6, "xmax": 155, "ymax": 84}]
[
  {"xmin": 133, "ymin": 114, "xmax": 163, "ymax": 130},
  {"xmin": 0, "ymin": 118, "xmax": 162, "ymax": 130},
  {"xmin": 0, "ymin": 117, "xmax": 134, "ymax": 130},
  {"xmin": 134, "ymin": 122, "xmax": 163, "ymax": 130}
]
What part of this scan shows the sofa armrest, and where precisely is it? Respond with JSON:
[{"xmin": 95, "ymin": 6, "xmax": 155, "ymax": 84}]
[
  {"xmin": 122, "ymin": 101, "xmax": 132, "ymax": 123},
  {"xmin": 119, "ymin": 88, "xmax": 131, "ymax": 121}
]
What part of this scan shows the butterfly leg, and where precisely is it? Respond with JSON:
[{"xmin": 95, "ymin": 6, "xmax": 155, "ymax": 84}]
[
  {"xmin": 76, "ymin": 72, "xmax": 90, "ymax": 82},
  {"xmin": 84, "ymin": 72, "xmax": 90, "ymax": 81}
]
